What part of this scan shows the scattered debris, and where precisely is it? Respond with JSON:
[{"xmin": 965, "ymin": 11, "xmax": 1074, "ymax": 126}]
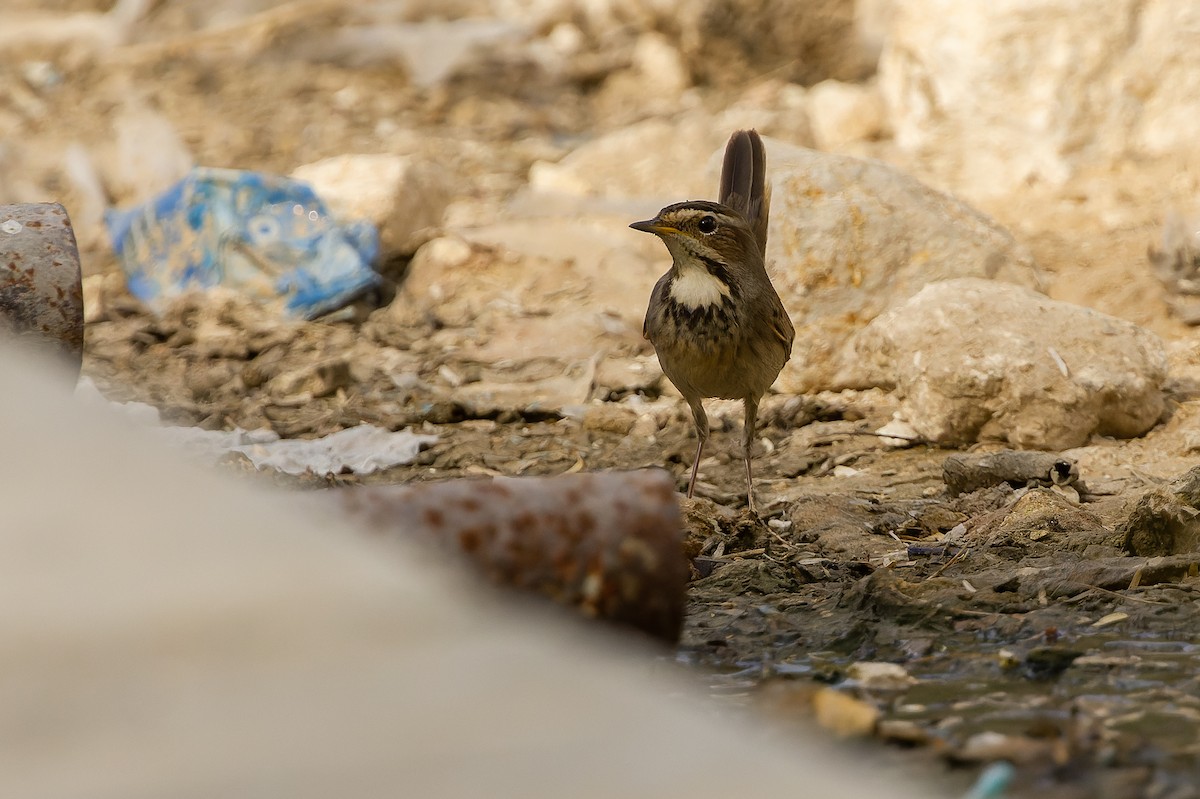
[
  {"xmin": 943, "ymin": 450, "xmax": 1083, "ymax": 497},
  {"xmin": 106, "ymin": 168, "xmax": 379, "ymax": 319}
]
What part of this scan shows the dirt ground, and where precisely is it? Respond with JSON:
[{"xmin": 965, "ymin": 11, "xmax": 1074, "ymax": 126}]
[{"xmin": 10, "ymin": 1, "xmax": 1200, "ymax": 795}]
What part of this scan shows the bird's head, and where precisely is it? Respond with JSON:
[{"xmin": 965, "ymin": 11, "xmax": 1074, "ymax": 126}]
[{"xmin": 630, "ymin": 200, "xmax": 760, "ymax": 273}]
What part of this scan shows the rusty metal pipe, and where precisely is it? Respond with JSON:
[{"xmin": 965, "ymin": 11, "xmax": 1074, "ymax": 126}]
[
  {"xmin": 0, "ymin": 203, "xmax": 84, "ymax": 377},
  {"xmin": 337, "ymin": 469, "xmax": 688, "ymax": 643}
]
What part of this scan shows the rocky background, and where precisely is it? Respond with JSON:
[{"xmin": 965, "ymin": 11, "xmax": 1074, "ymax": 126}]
[{"xmin": 8, "ymin": 0, "xmax": 1200, "ymax": 795}]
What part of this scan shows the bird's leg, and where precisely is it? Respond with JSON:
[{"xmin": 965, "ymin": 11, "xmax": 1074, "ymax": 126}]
[
  {"xmin": 742, "ymin": 396, "xmax": 759, "ymax": 514},
  {"xmin": 686, "ymin": 398, "xmax": 709, "ymax": 499}
]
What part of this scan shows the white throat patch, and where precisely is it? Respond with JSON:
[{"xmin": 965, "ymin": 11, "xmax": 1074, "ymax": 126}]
[{"xmin": 669, "ymin": 268, "xmax": 731, "ymax": 309}]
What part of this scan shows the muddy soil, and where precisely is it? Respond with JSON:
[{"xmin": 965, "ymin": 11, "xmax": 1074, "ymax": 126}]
[{"xmin": 11, "ymin": 1, "xmax": 1200, "ymax": 796}]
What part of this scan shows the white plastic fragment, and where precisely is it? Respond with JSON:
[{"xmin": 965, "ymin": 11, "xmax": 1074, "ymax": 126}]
[
  {"xmin": 232, "ymin": 425, "xmax": 437, "ymax": 476},
  {"xmin": 75, "ymin": 377, "xmax": 435, "ymax": 475}
]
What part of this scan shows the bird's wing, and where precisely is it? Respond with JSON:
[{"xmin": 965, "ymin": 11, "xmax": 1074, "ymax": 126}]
[
  {"xmin": 643, "ymin": 273, "xmax": 672, "ymax": 340},
  {"xmin": 768, "ymin": 300, "xmax": 795, "ymax": 364}
]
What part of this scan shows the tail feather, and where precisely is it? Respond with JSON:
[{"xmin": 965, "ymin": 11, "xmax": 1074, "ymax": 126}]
[{"xmin": 717, "ymin": 129, "xmax": 770, "ymax": 258}]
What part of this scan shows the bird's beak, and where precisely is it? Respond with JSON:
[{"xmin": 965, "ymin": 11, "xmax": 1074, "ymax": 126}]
[{"xmin": 630, "ymin": 219, "xmax": 678, "ymax": 236}]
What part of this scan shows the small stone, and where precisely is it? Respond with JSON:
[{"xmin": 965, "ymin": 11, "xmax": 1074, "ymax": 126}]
[
  {"xmin": 813, "ymin": 688, "xmax": 880, "ymax": 737},
  {"xmin": 632, "ymin": 414, "xmax": 660, "ymax": 438},
  {"xmin": 876, "ymin": 719, "xmax": 929, "ymax": 746},
  {"xmin": 185, "ymin": 361, "xmax": 239, "ymax": 401},
  {"xmin": 583, "ymin": 405, "xmax": 637, "ymax": 436},
  {"xmin": 847, "ymin": 661, "xmax": 917, "ymax": 691},
  {"xmin": 957, "ymin": 731, "xmax": 1051, "ymax": 764}
]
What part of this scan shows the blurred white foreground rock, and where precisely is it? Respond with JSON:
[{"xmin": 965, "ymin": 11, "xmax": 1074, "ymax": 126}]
[
  {"xmin": 837, "ymin": 279, "xmax": 1168, "ymax": 449},
  {"xmin": 879, "ymin": 0, "xmax": 1200, "ymax": 195},
  {"xmin": 0, "ymin": 342, "xmax": 940, "ymax": 797}
]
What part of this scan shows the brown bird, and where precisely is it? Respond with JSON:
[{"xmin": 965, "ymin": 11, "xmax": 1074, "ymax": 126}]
[{"xmin": 631, "ymin": 129, "xmax": 794, "ymax": 513}]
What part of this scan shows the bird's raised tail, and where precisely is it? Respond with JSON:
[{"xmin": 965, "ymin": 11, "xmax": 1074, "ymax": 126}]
[{"xmin": 717, "ymin": 129, "xmax": 770, "ymax": 258}]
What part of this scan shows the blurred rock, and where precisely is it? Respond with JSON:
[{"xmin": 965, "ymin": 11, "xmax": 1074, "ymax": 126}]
[
  {"xmin": 291, "ymin": 154, "xmax": 452, "ymax": 256},
  {"xmin": 836, "ymin": 278, "xmax": 1168, "ymax": 449},
  {"xmin": 339, "ymin": 469, "xmax": 686, "ymax": 641},
  {"xmin": 855, "ymin": 0, "xmax": 897, "ymax": 66},
  {"xmin": 806, "ymin": 79, "xmax": 887, "ymax": 149},
  {"xmin": 812, "ymin": 688, "xmax": 879, "ymax": 737},
  {"xmin": 879, "ymin": 0, "xmax": 1200, "ymax": 196},
  {"xmin": 631, "ymin": 32, "xmax": 690, "ymax": 96},
  {"xmin": 530, "ymin": 118, "xmax": 723, "ymax": 201},
  {"xmin": 111, "ymin": 105, "xmax": 194, "ymax": 205},
  {"xmin": 1149, "ymin": 210, "xmax": 1200, "ymax": 324},
  {"xmin": 529, "ymin": 107, "xmax": 813, "ymax": 203},
  {"xmin": 0, "ymin": 0, "xmax": 149, "ymax": 57},
  {"xmin": 764, "ymin": 142, "xmax": 1040, "ymax": 391},
  {"xmin": 485, "ymin": 0, "xmax": 873, "ymax": 87},
  {"xmin": 0, "ymin": 341, "xmax": 937, "ymax": 799}
]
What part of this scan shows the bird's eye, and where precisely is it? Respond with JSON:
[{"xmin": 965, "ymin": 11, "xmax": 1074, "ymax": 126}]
[{"xmin": 697, "ymin": 215, "xmax": 717, "ymax": 234}]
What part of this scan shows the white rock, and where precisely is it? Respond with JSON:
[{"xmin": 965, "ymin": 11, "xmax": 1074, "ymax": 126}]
[
  {"xmin": 291, "ymin": 153, "xmax": 453, "ymax": 255},
  {"xmin": 763, "ymin": 141, "xmax": 1041, "ymax": 391},
  {"xmin": 836, "ymin": 278, "xmax": 1168, "ymax": 449},
  {"xmin": 631, "ymin": 32, "xmax": 690, "ymax": 95},
  {"xmin": 878, "ymin": 0, "xmax": 1200, "ymax": 196},
  {"xmin": 848, "ymin": 661, "xmax": 917, "ymax": 691},
  {"xmin": 875, "ymin": 416, "xmax": 920, "ymax": 448},
  {"xmin": 806, "ymin": 79, "xmax": 887, "ymax": 149}
]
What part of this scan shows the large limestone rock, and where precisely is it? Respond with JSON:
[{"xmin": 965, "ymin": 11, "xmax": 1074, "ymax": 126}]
[
  {"xmin": 879, "ymin": 0, "xmax": 1200, "ymax": 196},
  {"xmin": 836, "ymin": 278, "xmax": 1168, "ymax": 449},
  {"xmin": 764, "ymin": 142, "xmax": 1041, "ymax": 391}
]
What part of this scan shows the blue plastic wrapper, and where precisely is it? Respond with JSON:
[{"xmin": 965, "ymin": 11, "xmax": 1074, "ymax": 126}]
[{"xmin": 105, "ymin": 167, "xmax": 380, "ymax": 319}]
